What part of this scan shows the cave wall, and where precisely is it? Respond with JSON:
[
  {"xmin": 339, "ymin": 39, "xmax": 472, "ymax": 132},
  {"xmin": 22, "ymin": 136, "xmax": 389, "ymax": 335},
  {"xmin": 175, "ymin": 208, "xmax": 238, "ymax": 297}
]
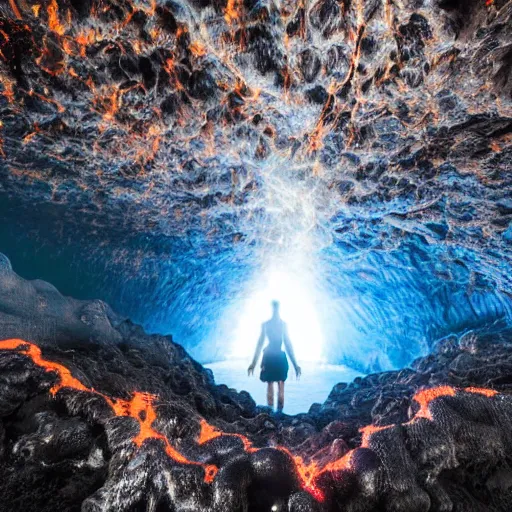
[
  {"xmin": 2, "ymin": 252, "xmax": 512, "ymax": 511},
  {"xmin": 0, "ymin": 0, "xmax": 511, "ymax": 368}
]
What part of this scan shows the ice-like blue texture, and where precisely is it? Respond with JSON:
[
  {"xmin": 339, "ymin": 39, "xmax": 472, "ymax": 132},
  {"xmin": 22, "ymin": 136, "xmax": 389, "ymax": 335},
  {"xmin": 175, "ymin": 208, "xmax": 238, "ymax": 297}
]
[
  {"xmin": 1, "ymin": 191, "xmax": 511, "ymax": 372},
  {"xmin": 0, "ymin": 0, "xmax": 510, "ymax": 373}
]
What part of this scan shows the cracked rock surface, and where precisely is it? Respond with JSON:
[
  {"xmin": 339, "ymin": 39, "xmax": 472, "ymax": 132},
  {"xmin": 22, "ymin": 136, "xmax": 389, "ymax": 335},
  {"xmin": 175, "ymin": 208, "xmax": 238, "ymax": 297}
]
[
  {"xmin": 1, "ymin": 255, "xmax": 512, "ymax": 511},
  {"xmin": 0, "ymin": 0, "xmax": 511, "ymax": 368}
]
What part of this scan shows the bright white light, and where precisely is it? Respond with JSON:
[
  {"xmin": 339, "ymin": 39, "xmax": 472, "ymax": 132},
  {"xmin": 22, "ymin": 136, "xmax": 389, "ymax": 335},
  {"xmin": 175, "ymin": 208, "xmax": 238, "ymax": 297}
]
[{"xmin": 229, "ymin": 266, "xmax": 325, "ymax": 362}]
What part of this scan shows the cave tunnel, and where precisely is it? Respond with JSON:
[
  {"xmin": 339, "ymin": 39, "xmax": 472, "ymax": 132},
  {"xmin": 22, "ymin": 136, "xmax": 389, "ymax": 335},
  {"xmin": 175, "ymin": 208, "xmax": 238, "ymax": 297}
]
[{"xmin": 0, "ymin": 0, "xmax": 511, "ymax": 510}]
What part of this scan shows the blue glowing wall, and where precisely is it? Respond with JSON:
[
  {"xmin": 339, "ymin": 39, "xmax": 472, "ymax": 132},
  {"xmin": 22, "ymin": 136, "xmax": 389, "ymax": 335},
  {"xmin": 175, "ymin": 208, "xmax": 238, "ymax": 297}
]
[{"xmin": 2, "ymin": 191, "xmax": 511, "ymax": 372}]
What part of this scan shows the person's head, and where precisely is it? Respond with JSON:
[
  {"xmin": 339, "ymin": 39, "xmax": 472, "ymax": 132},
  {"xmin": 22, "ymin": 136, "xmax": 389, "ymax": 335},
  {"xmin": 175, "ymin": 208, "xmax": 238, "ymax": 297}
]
[{"xmin": 271, "ymin": 300, "xmax": 280, "ymax": 317}]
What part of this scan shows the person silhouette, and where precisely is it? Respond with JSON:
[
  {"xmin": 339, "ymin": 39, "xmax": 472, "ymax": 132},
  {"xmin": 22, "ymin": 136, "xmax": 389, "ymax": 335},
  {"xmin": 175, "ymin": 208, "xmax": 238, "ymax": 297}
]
[{"xmin": 248, "ymin": 300, "xmax": 301, "ymax": 412}]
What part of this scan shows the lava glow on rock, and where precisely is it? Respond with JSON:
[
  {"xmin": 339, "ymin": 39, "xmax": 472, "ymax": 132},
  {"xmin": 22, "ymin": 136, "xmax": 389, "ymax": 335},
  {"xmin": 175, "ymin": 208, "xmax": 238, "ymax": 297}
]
[
  {"xmin": 0, "ymin": 0, "xmax": 511, "ymax": 509},
  {"xmin": 0, "ymin": 0, "xmax": 511, "ymax": 373},
  {"xmin": 0, "ymin": 338, "xmax": 219, "ymax": 482},
  {"xmin": 0, "ymin": 337, "xmax": 504, "ymax": 505}
]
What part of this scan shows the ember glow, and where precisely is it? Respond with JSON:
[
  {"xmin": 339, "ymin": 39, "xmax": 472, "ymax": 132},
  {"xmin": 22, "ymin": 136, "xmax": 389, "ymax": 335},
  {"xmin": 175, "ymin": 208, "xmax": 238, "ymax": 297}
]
[
  {"xmin": 0, "ymin": 0, "xmax": 510, "ymax": 374},
  {"xmin": 412, "ymin": 385, "xmax": 457, "ymax": 421},
  {"xmin": 0, "ymin": 338, "xmax": 218, "ymax": 483},
  {"xmin": 0, "ymin": 338, "xmax": 502, "ymax": 502}
]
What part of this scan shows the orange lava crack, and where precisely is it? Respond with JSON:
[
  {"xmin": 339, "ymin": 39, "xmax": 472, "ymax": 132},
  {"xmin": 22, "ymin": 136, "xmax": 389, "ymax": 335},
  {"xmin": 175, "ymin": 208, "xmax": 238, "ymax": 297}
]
[
  {"xmin": 8, "ymin": 0, "xmax": 22, "ymax": 20},
  {"xmin": 198, "ymin": 418, "xmax": 255, "ymax": 452},
  {"xmin": 0, "ymin": 339, "xmax": 217, "ymax": 483},
  {"xmin": 0, "ymin": 339, "xmax": 500, "ymax": 501}
]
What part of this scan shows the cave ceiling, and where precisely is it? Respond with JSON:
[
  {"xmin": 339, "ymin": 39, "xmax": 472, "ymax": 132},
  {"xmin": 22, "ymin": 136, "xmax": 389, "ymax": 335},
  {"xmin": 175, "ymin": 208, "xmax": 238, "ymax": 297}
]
[{"xmin": 0, "ymin": 0, "xmax": 511, "ymax": 366}]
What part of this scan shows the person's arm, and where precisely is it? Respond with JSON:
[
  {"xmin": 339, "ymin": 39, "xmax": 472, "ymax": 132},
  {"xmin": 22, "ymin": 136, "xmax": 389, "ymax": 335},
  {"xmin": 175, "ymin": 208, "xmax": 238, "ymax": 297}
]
[
  {"xmin": 248, "ymin": 324, "xmax": 265, "ymax": 376},
  {"xmin": 283, "ymin": 323, "xmax": 301, "ymax": 378}
]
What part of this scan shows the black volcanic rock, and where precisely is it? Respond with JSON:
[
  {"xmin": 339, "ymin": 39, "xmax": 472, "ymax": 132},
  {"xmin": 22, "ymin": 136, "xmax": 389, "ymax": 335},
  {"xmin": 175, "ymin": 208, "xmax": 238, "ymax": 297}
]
[
  {"xmin": 0, "ymin": 0, "xmax": 511, "ymax": 507},
  {"xmin": 1, "ymin": 256, "xmax": 512, "ymax": 510}
]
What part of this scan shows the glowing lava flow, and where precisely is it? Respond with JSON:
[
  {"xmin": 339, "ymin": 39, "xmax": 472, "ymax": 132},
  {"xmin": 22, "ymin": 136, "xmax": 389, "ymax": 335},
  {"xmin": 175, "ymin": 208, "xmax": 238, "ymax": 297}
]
[
  {"xmin": 412, "ymin": 385, "xmax": 457, "ymax": 420},
  {"xmin": 412, "ymin": 385, "xmax": 498, "ymax": 420},
  {"xmin": 200, "ymin": 381, "xmax": 501, "ymax": 502},
  {"xmin": 198, "ymin": 419, "xmax": 327, "ymax": 501},
  {"xmin": 8, "ymin": 0, "xmax": 22, "ymax": 20},
  {"xmin": 0, "ymin": 338, "xmax": 501, "ymax": 502},
  {"xmin": 0, "ymin": 339, "xmax": 218, "ymax": 483},
  {"xmin": 198, "ymin": 418, "xmax": 254, "ymax": 452}
]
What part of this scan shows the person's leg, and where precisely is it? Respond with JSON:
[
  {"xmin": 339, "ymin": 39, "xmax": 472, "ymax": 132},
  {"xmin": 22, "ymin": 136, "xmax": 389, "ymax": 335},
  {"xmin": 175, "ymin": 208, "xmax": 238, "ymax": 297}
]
[
  {"xmin": 277, "ymin": 381, "xmax": 285, "ymax": 412},
  {"xmin": 267, "ymin": 382, "xmax": 274, "ymax": 408}
]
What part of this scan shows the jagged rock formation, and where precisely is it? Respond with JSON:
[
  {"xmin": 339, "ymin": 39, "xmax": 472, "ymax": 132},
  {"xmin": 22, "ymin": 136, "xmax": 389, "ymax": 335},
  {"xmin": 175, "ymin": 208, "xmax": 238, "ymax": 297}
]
[
  {"xmin": 2, "ymin": 255, "xmax": 512, "ymax": 511},
  {"xmin": 0, "ymin": 0, "xmax": 511, "ymax": 368}
]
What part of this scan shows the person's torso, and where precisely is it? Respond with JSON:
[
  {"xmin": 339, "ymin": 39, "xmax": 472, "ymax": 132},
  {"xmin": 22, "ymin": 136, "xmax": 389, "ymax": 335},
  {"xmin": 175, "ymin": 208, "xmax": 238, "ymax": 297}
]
[{"xmin": 264, "ymin": 318, "xmax": 284, "ymax": 352}]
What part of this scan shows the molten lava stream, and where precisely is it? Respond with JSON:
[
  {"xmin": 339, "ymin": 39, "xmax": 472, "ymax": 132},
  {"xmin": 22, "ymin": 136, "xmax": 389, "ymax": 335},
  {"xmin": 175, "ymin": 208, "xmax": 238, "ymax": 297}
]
[
  {"xmin": 199, "ymin": 380, "xmax": 501, "ymax": 501},
  {"xmin": 0, "ymin": 338, "xmax": 501, "ymax": 501},
  {"xmin": 0, "ymin": 339, "xmax": 218, "ymax": 483}
]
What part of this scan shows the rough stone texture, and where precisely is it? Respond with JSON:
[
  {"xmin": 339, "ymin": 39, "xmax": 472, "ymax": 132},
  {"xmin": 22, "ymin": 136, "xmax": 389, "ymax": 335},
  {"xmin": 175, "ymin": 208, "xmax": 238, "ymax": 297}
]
[
  {"xmin": 1, "ymin": 256, "xmax": 512, "ymax": 510},
  {"xmin": 0, "ymin": 0, "xmax": 511, "ymax": 368}
]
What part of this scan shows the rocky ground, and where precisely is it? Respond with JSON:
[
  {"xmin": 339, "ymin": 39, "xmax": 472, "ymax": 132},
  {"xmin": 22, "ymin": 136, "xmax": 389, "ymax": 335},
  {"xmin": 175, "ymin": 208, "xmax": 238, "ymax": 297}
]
[{"xmin": 1, "ymin": 253, "xmax": 512, "ymax": 511}]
